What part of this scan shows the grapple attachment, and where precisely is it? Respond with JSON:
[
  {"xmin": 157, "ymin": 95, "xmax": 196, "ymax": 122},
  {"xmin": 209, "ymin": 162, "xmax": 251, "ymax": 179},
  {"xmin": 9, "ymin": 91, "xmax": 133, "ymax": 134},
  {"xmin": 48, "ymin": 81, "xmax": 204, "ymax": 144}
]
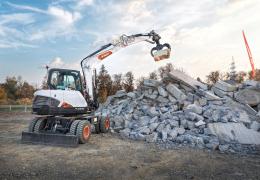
[
  {"xmin": 149, "ymin": 31, "xmax": 171, "ymax": 61},
  {"xmin": 151, "ymin": 44, "xmax": 171, "ymax": 61}
]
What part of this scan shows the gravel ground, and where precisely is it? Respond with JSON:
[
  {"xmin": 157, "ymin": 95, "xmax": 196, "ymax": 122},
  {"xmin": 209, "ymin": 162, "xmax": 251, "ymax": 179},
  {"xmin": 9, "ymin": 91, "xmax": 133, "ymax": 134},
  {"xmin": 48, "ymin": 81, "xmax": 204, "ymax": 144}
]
[{"xmin": 0, "ymin": 112, "xmax": 260, "ymax": 180}]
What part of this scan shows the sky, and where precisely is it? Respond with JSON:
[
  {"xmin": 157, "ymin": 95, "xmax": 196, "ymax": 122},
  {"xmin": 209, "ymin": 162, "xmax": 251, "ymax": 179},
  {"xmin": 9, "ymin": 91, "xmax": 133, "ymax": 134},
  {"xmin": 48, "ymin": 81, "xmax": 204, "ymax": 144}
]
[{"xmin": 0, "ymin": 0, "xmax": 260, "ymax": 87}]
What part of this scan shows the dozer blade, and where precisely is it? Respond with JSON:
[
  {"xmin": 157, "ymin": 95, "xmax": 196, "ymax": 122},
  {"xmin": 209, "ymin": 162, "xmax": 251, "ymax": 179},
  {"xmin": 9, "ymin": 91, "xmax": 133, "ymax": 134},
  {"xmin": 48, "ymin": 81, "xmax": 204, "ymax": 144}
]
[{"xmin": 21, "ymin": 132, "xmax": 79, "ymax": 147}]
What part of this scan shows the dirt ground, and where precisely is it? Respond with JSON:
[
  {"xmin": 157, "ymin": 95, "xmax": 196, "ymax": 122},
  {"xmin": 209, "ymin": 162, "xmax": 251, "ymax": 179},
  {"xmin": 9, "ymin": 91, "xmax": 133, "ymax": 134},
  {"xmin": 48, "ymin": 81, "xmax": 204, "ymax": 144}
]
[{"xmin": 0, "ymin": 112, "xmax": 260, "ymax": 180}]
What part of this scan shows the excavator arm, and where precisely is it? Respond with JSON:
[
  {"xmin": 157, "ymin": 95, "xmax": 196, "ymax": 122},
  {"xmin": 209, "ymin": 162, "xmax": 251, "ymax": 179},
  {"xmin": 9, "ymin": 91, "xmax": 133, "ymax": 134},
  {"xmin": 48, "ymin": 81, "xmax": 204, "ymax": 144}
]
[{"xmin": 80, "ymin": 30, "xmax": 171, "ymax": 108}]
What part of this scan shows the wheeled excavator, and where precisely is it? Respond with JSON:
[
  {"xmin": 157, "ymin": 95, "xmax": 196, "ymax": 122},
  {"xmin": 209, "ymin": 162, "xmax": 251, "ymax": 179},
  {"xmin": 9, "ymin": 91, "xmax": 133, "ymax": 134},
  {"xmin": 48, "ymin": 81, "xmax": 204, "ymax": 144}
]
[{"xmin": 21, "ymin": 30, "xmax": 171, "ymax": 146}]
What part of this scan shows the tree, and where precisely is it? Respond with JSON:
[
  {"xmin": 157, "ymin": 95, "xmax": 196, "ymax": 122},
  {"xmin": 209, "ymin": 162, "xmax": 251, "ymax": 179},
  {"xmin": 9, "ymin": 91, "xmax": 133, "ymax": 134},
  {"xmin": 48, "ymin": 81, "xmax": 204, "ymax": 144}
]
[
  {"xmin": 248, "ymin": 69, "xmax": 260, "ymax": 81},
  {"xmin": 96, "ymin": 65, "xmax": 112, "ymax": 103},
  {"xmin": 158, "ymin": 63, "xmax": 174, "ymax": 79},
  {"xmin": 123, "ymin": 71, "xmax": 134, "ymax": 92},
  {"xmin": 111, "ymin": 73, "xmax": 123, "ymax": 94},
  {"xmin": 136, "ymin": 76, "xmax": 145, "ymax": 88},
  {"xmin": 206, "ymin": 71, "xmax": 221, "ymax": 85},
  {"xmin": 3, "ymin": 76, "xmax": 18, "ymax": 100},
  {"xmin": 236, "ymin": 71, "xmax": 247, "ymax": 83},
  {"xmin": 41, "ymin": 75, "xmax": 48, "ymax": 89},
  {"xmin": 165, "ymin": 63, "xmax": 174, "ymax": 73},
  {"xmin": 149, "ymin": 71, "xmax": 158, "ymax": 80},
  {"xmin": 0, "ymin": 86, "xmax": 7, "ymax": 104},
  {"xmin": 255, "ymin": 69, "xmax": 260, "ymax": 81},
  {"xmin": 16, "ymin": 81, "xmax": 35, "ymax": 99}
]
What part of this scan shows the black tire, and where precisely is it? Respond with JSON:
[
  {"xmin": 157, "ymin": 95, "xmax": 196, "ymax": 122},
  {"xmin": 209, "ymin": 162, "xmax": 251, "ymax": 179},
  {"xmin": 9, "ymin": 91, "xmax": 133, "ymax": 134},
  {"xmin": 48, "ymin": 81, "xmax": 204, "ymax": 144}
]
[
  {"xmin": 100, "ymin": 116, "xmax": 110, "ymax": 133},
  {"xmin": 34, "ymin": 118, "xmax": 47, "ymax": 133},
  {"xmin": 28, "ymin": 118, "xmax": 39, "ymax": 132},
  {"xmin": 68, "ymin": 120, "xmax": 80, "ymax": 135},
  {"xmin": 76, "ymin": 120, "xmax": 91, "ymax": 144}
]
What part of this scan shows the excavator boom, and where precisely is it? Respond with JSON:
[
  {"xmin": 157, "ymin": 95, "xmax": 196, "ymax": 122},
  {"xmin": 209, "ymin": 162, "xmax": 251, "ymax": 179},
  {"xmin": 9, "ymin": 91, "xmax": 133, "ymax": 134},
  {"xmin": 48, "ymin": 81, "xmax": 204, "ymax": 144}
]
[{"xmin": 80, "ymin": 30, "xmax": 171, "ymax": 105}]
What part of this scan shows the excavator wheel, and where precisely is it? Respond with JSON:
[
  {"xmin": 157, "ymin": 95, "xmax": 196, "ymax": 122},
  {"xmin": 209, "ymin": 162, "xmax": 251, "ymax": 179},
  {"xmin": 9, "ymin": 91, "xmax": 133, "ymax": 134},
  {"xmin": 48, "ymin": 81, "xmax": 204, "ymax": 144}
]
[
  {"xmin": 28, "ymin": 118, "xmax": 39, "ymax": 132},
  {"xmin": 76, "ymin": 120, "xmax": 91, "ymax": 144},
  {"xmin": 68, "ymin": 120, "xmax": 80, "ymax": 135},
  {"xmin": 33, "ymin": 118, "xmax": 47, "ymax": 133},
  {"xmin": 100, "ymin": 116, "xmax": 110, "ymax": 133}
]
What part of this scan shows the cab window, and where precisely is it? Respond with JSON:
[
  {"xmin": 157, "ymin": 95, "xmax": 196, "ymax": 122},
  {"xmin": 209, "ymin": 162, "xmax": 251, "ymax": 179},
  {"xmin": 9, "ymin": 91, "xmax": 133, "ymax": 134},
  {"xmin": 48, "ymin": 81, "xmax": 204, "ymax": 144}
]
[{"xmin": 49, "ymin": 70, "xmax": 82, "ymax": 92}]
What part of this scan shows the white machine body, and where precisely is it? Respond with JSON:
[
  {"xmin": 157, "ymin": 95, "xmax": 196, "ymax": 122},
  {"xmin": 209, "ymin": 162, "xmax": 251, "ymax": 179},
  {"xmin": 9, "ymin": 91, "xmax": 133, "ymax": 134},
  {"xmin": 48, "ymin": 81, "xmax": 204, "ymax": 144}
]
[{"xmin": 34, "ymin": 89, "xmax": 88, "ymax": 108}]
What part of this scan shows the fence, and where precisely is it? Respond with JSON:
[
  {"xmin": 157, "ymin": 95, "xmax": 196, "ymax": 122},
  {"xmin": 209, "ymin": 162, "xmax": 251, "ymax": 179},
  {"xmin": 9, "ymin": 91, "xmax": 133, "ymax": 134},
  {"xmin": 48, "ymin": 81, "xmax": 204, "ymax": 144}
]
[{"xmin": 0, "ymin": 105, "xmax": 32, "ymax": 112}]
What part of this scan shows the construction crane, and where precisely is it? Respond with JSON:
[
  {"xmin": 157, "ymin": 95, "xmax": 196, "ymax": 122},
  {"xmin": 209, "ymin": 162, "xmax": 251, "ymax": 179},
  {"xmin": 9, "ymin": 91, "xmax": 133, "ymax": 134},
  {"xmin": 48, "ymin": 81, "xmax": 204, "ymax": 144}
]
[
  {"xmin": 242, "ymin": 30, "xmax": 255, "ymax": 79},
  {"xmin": 21, "ymin": 30, "xmax": 171, "ymax": 147}
]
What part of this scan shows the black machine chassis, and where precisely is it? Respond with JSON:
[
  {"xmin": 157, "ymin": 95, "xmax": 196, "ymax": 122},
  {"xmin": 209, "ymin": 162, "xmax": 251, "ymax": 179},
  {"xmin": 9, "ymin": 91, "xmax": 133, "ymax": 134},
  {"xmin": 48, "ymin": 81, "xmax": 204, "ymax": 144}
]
[
  {"xmin": 31, "ymin": 114, "xmax": 99, "ymax": 135},
  {"xmin": 32, "ymin": 105, "xmax": 91, "ymax": 116},
  {"xmin": 21, "ymin": 114, "xmax": 102, "ymax": 146}
]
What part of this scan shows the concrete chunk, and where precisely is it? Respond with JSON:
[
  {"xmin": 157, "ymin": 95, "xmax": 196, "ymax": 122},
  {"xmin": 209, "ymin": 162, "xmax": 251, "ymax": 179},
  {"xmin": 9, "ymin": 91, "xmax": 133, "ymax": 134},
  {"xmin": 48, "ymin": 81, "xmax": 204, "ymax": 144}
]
[
  {"xmin": 185, "ymin": 104, "xmax": 203, "ymax": 115},
  {"xmin": 243, "ymin": 80, "xmax": 260, "ymax": 87},
  {"xmin": 208, "ymin": 123, "xmax": 260, "ymax": 145},
  {"xmin": 250, "ymin": 121, "xmax": 260, "ymax": 131},
  {"xmin": 143, "ymin": 79, "xmax": 161, "ymax": 87},
  {"xmin": 195, "ymin": 120, "xmax": 206, "ymax": 127},
  {"xmin": 214, "ymin": 81, "xmax": 237, "ymax": 92},
  {"xmin": 166, "ymin": 84, "xmax": 187, "ymax": 101},
  {"xmin": 212, "ymin": 87, "xmax": 233, "ymax": 98},
  {"xmin": 146, "ymin": 132, "xmax": 158, "ymax": 143},
  {"xmin": 235, "ymin": 89, "xmax": 260, "ymax": 106},
  {"xmin": 166, "ymin": 70, "xmax": 208, "ymax": 90},
  {"xmin": 157, "ymin": 96, "xmax": 169, "ymax": 103},
  {"xmin": 158, "ymin": 86, "xmax": 168, "ymax": 97}
]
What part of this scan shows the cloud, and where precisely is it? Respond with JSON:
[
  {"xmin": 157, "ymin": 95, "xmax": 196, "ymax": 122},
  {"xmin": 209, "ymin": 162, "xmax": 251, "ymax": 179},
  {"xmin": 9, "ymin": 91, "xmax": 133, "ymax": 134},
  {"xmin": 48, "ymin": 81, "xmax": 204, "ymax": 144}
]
[
  {"xmin": 0, "ymin": 13, "xmax": 36, "ymax": 48},
  {"xmin": 6, "ymin": 2, "xmax": 46, "ymax": 13},
  {"xmin": 2, "ymin": 2, "xmax": 82, "ymax": 43},
  {"xmin": 83, "ymin": 0, "xmax": 260, "ymax": 80},
  {"xmin": 49, "ymin": 57, "xmax": 80, "ymax": 70},
  {"xmin": 0, "ymin": 13, "xmax": 35, "ymax": 25},
  {"xmin": 77, "ymin": 0, "xmax": 94, "ymax": 7},
  {"xmin": 1, "ymin": 0, "xmax": 260, "ymax": 83},
  {"xmin": 48, "ymin": 6, "xmax": 81, "ymax": 25},
  {"xmin": 50, "ymin": 57, "xmax": 64, "ymax": 67}
]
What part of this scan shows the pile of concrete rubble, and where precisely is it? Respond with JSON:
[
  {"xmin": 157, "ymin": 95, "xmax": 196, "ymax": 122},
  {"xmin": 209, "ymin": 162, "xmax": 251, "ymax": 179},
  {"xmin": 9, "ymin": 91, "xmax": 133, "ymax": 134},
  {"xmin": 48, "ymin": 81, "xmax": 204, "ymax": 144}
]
[{"xmin": 98, "ymin": 70, "xmax": 260, "ymax": 153}]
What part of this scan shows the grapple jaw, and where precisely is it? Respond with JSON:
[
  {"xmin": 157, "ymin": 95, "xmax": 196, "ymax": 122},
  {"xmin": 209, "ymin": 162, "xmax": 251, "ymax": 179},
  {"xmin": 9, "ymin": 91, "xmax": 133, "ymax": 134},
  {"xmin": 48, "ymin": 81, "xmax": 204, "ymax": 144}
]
[
  {"xmin": 149, "ymin": 31, "xmax": 171, "ymax": 61},
  {"xmin": 152, "ymin": 48, "xmax": 171, "ymax": 61}
]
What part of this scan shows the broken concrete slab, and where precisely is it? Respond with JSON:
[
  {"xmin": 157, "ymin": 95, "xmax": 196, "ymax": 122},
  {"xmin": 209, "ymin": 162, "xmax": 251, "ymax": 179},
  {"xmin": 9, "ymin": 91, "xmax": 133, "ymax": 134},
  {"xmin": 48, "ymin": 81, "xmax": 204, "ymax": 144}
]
[
  {"xmin": 243, "ymin": 80, "xmax": 260, "ymax": 87},
  {"xmin": 146, "ymin": 132, "xmax": 158, "ymax": 143},
  {"xmin": 166, "ymin": 83, "xmax": 187, "ymax": 101},
  {"xmin": 99, "ymin": 68, "xmax": 260, "ymax": 153},
  {"xmin": 212, "ymin": 86, "xmax": 234, "ymax": 98},
  {"xmin": 185, "ymin": 104, "xmax": 203, "ymax": 115},
  {"xmin": 226, "ymin": 98, "xmax": 258, "ymax": 119},
  {"xmin": 143, "ymin": 79, "xmax": 161, "ymax": 87},
  {"xmin": 208, "ymin": 123, "xmax": 260, "ymax": 145},
  {"xmin": 204, "ymin": 91, "xmax": 222, "ymax": 101},
  {"xmin": 158, "ymin": 86, "xmax": 168, "ymax": 97},
  {"xmin": 166, "ymin": 70, "xmax": 208, "ymax": 90},
  {"xmin": 114, "ymin": 90, "xmax": 127, "ymax": 98},
  {"xmin": 195, "ymin": 120, "xmax": 206, "ymax": 127},
  {"xmin": 157, "ymin": 96, "xmax": 169, "ymax": 103},
  {"xmin": 250, "ymin": 121, "xmax": 260, "ymax": 131},
  {"xmin": 214, "ymin": 81, "xmax": 237, "ymax": 92},
  {"xmin": 235, "ymin": 89, "xmax": 260, "ymax": 106}
]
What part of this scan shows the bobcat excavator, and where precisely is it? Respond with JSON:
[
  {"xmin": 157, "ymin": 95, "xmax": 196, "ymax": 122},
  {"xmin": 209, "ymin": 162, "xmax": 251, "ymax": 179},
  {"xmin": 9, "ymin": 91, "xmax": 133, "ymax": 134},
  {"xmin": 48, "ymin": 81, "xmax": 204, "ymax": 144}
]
[{"xmin": 21, "ymin": 30, "xmax": 171, "ymax": 146}]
